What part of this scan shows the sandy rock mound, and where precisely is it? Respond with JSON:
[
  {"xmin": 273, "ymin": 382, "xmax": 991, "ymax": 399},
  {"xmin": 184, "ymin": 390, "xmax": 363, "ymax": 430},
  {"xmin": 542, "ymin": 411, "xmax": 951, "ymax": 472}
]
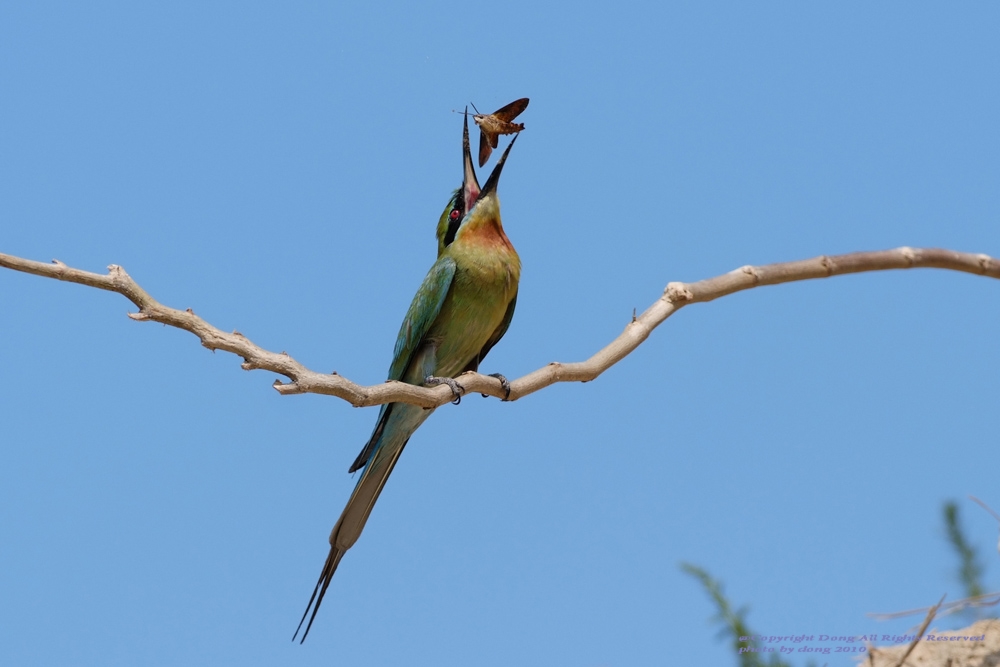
[{"xmin": 861, "ymin": 619, "xmax": 1000, "ymax": 667}]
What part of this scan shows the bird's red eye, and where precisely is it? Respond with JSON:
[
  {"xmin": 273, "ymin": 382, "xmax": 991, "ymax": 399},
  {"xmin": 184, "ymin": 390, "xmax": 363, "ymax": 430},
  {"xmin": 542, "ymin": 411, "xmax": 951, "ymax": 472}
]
[{"xmin": 449, "ymin": 209, "xmax": 461, "ymax": 220}]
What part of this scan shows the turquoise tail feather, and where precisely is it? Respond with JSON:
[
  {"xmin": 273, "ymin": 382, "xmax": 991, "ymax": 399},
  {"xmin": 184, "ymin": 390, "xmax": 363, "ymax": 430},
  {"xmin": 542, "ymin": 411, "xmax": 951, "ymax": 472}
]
[{"xmin": 293, "ymin": 403, "xmax": 433, "ymax": 642}]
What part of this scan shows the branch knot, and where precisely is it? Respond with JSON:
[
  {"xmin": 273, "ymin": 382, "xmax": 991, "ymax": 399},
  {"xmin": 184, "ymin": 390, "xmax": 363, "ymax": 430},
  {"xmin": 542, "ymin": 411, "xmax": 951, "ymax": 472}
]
[
  {"xmin": 665, "ymin": 282, "xmax": 693, "ymax": 302},
  {"xmin": 739, "ymin": 265, "xmax": 760, "ymax": 283}
]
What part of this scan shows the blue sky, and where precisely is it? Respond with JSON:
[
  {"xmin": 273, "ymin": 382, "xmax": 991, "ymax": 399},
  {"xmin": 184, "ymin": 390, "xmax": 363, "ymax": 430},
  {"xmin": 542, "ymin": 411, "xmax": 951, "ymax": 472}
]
[{"xmin": 2, "ymin": 2, "xmax": 999, "ymax": 665}]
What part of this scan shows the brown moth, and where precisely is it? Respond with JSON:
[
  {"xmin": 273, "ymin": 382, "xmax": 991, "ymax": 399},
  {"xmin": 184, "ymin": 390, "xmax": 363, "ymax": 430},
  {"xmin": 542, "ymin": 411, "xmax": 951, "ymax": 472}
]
[{"xmin": 472, "ymin": 97, "xmax": 529, "ymax": 167}]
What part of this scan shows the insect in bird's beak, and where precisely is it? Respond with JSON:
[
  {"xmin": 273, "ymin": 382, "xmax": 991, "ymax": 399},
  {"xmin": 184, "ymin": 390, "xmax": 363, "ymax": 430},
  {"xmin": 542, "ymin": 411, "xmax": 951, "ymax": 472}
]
[{"xmin": 471, "ymin": 97, "xmax": 529, "ymax": 167}]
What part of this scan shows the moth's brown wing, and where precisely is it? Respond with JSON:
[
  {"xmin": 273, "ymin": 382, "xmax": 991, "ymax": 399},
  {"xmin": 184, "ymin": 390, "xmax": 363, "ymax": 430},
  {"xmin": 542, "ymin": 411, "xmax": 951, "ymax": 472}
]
[
  {"xmin": 491, "ymin": 97, "xmax": 529, "ymax": 123},
  {"xmin": 478, "ymin": 129, "xmax": 493, "ymax": 167},
  {"xmin": 495, "ymin": 120, "xmax": 524, "ymax": 136}
]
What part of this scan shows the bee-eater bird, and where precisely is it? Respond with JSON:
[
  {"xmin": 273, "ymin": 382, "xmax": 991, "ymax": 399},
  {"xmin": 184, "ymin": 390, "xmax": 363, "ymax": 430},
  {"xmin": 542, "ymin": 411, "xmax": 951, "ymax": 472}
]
[{"xmin": 294, "ymin": 117, "xmax": 521, "ymax": 643}]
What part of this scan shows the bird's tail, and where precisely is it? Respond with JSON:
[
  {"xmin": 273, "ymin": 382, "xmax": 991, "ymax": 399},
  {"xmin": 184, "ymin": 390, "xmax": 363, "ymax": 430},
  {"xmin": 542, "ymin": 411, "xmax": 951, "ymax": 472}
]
[{"xmin": 293, "ymin": 403, "xmax": 432, "ymax": 642}]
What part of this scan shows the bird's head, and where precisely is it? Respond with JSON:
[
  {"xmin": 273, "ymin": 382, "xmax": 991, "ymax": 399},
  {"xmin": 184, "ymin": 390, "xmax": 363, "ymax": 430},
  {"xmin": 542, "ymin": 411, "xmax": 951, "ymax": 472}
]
[
  {"xmin": 436, "ymin": 110, "xmax": 482, "ymax": 255},
  {"xmin": 452, "ymin": 133, "xmax": 517, "ymax": 242}
]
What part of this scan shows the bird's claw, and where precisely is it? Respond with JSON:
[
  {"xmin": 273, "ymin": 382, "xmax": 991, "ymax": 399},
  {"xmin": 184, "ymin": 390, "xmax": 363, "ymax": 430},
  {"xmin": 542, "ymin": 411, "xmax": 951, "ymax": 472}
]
[
  {"xmin": 483, "ymin": 373, "xmax": 511, "ymax": 401},
  {"xmin": 425, "ymin": 376, "xmax": 464, "ymax": 405}
]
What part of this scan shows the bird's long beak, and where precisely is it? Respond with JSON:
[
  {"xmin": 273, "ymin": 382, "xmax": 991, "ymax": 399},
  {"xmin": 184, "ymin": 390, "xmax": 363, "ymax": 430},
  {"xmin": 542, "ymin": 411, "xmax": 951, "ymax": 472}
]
[
  {"xmin": 462, "ymin": 110, "xmax": 481, "ymax": 211},
  {"xmin": 477, "ymin": 134, "xmax": 517, "ymax": 202}
]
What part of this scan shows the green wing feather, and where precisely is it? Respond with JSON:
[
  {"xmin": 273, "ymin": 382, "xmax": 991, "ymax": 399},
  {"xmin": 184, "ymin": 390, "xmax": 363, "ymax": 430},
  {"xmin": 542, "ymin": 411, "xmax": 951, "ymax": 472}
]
[
  {"xmin": 348, "ymin": 257, "xmax": 456, "ymax": 473},
  {"xmin": 387, "ymin": 256, "xmax": 456, "ymax": 381}
]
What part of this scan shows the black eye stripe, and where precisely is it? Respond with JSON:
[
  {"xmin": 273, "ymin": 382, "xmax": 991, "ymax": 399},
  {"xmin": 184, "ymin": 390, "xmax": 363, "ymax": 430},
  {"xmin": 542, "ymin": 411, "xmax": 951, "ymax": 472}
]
[{"xmin": 444, "ymin": 205, "xmax": 462, "ymax": 247}]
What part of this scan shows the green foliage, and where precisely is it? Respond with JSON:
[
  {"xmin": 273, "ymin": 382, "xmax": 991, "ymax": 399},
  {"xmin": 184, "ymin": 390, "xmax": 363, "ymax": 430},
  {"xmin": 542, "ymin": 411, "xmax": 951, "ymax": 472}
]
[
  {"xmin": 683, "ymin": 501, "xmax": 996, "ymax": 666},
  {"xmin": 943, "ymin": 500, "xmax": 985, "ymax": 605},
  {"xmin": 680, "ymin": 563, "xmax": 796, "ymax": 667}
]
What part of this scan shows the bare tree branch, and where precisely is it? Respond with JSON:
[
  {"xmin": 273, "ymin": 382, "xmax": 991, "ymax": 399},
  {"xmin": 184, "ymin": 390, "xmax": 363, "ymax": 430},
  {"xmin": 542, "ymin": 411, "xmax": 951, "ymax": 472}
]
[
  {"xmin": 870, "ymin": 591, "xmax": 1000, "ymax": 621},
  {"xmin": 890, "ymin": 594, "xmax": 945, "ymax": 667},
  {"xmin": 3, "ymin": 246, "xmax": 998, "ymax": 409}
]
